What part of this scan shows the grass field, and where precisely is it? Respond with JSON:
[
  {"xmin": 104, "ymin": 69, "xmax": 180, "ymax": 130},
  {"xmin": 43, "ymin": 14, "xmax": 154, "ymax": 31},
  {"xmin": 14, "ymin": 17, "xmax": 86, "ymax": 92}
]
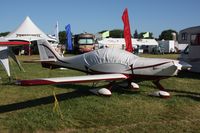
[{"xmin": 0, "ymin": 54, "xmax": 200, "ymax": 132}]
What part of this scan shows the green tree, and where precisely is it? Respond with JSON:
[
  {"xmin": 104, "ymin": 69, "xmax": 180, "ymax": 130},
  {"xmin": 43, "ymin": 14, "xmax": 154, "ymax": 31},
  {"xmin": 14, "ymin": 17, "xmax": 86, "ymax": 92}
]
[
  {"xmin": 159, "ymin": 29, "xmax": 178, "ymax": 40},
  {"xmin": 0, "ymin": 32, "xmax": 10, "ymax": 37},
  {"xmin": 59, "ymin": 31, "xmax": 66, "ymax": 44},
  {"xmin": 109, "ymin": 29, "xmax": 124, "ymax": 38},
  {"xmin": 133, "ymin": 30, "xmax": 138, "ymax": 38}
]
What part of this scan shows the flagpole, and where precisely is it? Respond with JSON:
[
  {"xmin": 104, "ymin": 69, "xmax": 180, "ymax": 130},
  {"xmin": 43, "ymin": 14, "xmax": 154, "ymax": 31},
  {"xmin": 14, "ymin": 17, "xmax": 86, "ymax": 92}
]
[
  {"xmin": 55, "ymin": 21, "xmax": 59, "ymax": 43},
  {"xmin": 29, "ymin": 38, "xmax": 31, "ymax": 56}
]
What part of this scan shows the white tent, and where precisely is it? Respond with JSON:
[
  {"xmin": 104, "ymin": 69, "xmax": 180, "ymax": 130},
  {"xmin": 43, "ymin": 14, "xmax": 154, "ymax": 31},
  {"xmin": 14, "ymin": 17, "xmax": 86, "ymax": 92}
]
[
  {"xmin": 98, "ymin": 38, "xmax": 158, "ymax": 47},
  {"xmin": 6, "ymin": 16, "xmax": 57, "ymax": 42}
]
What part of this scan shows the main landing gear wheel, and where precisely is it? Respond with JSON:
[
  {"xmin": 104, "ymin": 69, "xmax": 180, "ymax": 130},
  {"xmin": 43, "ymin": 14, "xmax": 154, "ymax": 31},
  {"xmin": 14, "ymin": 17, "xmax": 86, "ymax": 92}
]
[
  {"xmin": 151, "ymin": 80, "xmax": 171, "ymax": 98},
  {"xmin": 118, "ymin": 82, "xmax": 140, "ymax": 92},
  {"xmin": 150, "ymin": 90, "xmax": 170, "ymax": 98},
  {"xmin": 89, "ymin": 88, "xmax": 112, "ymax": 96}
]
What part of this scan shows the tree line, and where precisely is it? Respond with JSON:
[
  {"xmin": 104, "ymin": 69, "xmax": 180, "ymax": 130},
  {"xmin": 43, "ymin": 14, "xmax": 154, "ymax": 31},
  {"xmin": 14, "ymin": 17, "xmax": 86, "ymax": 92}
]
[{"xmin": 0, "ymin": 29, "xmax": 178, "ymax": 44}]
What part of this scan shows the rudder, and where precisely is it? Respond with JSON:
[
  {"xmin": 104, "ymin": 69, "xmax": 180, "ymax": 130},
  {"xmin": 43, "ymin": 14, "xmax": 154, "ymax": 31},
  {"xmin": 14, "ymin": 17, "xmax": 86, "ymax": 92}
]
[{"xmin": 37, "ymin": 39, "xmax": 61, "ymax": 61}]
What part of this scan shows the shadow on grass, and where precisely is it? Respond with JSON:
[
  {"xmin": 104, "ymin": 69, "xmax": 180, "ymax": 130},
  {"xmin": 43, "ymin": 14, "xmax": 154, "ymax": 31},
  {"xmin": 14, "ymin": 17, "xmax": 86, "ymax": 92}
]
[
  {"xmin": 0, "ymin": 84, "xmax": 92, "ymax": 114},
  {"xmin": 139, "ymin": 81, "xmax": 200, "ymax": 101},
  {"xmin": 175, "ymin": 94, "xmax": 200, "ymax": 102},
  {"xmin": 165, "ymin": 88, "xmax": 200, "ymax": 101},
  {"xmin": 0, "ymin": 83, "xmax": 141, "ymax": 114},
  {"xmin": 177, "ymin": 71, "xmax": 200, "ymax": 80},
  {"xmin": 165, "ymin": 88, "xmax": 200, "ymax": 96}
]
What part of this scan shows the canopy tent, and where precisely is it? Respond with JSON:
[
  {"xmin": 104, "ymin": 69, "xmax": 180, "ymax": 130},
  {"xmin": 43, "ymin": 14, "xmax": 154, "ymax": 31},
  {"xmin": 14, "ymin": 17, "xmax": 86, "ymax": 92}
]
[{"xmin": 6, "ymin": 16, "xmax": 57, "ymax": 42}]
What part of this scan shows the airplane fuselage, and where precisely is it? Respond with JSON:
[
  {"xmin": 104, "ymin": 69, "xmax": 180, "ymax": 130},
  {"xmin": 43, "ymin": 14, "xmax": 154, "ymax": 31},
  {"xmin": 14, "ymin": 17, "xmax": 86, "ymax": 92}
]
[{"xmin": 42, "ymin": 48, "xmax": 182, "ymax": 80}]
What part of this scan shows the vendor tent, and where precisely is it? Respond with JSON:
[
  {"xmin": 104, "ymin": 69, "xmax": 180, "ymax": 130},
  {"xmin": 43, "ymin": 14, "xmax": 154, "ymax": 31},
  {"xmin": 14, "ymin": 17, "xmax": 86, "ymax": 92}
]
[
  {"xmin": 6, "ymin": 16, "xmax": 56, "ymax": 42},
  {"xmin": 98, "ymin": 38, "xmax": 158, "ymax": 53}
]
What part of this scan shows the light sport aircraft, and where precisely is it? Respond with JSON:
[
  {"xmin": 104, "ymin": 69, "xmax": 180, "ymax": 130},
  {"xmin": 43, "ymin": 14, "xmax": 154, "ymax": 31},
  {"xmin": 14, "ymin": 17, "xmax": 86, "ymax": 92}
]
[
  {"xmin": 0, "ymin": 38, "xmax": 30, "ymax": 77},
  {"xmin": 17, "ymin": 39, "xmax": 191, "ymax": 96}
]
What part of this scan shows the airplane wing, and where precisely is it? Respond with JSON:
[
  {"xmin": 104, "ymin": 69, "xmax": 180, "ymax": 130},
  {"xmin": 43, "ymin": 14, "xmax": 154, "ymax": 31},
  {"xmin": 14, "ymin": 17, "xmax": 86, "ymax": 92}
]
[
  {"xmin": 17, "ymin": 74, "xmax": 128, "ymax": 86},
  {"xmin": 0, "ymin": 40, "xmax": 30, "ymax": 77},
  {"xmin": 0, "ymin": 41, "xmax": 30, "ymax": 46}
]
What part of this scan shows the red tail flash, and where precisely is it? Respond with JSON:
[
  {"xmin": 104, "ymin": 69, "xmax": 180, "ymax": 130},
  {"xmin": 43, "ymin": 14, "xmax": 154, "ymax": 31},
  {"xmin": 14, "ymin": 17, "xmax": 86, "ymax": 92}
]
[{"xmin": 122, "ymin": 8, "xmax": 133, "ymax": 53}]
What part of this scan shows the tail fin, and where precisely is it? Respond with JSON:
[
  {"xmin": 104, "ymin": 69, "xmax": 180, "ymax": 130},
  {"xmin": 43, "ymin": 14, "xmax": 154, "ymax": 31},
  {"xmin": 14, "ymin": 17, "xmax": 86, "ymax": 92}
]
[
  {"xmin": 37, "ymin": 39, "xmax": 62, "ymax": 69},
  {"xmin": 37, "ymin": 39, "xmax": 61, "ymax": 61}
]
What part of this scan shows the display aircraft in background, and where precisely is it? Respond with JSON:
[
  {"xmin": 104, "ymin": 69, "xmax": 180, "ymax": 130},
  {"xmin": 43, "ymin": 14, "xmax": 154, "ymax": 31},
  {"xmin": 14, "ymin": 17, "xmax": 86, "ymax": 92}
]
[
  {"xmin": 0, "ymin": 38, "xmax": 30, "ymax": 77},
  {"xmin": 17, "ymin": 39, "xmax": 191, "ymax": 97}
]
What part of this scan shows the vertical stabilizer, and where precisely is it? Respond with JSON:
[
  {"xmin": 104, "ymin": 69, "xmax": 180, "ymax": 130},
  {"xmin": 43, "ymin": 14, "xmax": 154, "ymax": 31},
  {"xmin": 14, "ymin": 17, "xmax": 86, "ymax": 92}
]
[{"xmin": 37, "ymin": 39, "xmax": 61, "ymax": 61}]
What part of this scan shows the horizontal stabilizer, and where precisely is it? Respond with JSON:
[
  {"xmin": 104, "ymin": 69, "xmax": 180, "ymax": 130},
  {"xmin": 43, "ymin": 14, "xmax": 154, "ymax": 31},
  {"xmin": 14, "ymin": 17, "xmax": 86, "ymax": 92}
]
[
  {"xmin": 23, "ymin": 59, "xmax": 56, "ymax": 63},
  {"xmin": 17, "ymin": 74, "xmax": 128, "ymax": 86}
]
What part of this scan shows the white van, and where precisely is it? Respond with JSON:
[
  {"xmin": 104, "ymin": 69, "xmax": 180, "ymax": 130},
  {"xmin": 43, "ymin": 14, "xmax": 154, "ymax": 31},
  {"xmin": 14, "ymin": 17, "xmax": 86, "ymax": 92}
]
[{"xmin": 178, "ymin": 26, "xmax": 200, "ymax": 73}]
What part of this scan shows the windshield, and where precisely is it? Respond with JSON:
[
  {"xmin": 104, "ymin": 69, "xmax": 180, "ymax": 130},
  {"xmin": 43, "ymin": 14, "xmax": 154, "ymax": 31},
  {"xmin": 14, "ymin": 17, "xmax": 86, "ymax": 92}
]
[{"xmin": 78, "ymin": 38, "xmax": 94, "ymax": 45}]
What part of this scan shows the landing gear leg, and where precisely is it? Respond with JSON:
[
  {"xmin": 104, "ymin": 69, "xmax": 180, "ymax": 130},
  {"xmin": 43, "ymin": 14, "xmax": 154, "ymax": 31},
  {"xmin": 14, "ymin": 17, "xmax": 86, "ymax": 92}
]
[
  {"xmin": 151, "ymin": 80, "xmax": 171, "ymax": 98},
  {"xmin": 153, "ymin": 80, "xmax": 165, "ymax": 90},
  {"xmin": 89, "ymin": 81, "xmax": 114, "ymax": 96},
  {"xmin": 107, "ymin": 81, "xmax": 115, "ymax": 91}
]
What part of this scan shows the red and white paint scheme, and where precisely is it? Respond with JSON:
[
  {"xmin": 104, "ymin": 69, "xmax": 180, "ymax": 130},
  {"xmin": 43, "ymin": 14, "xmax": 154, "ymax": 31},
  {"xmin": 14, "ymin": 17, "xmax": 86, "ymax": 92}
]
[
  {"xmin": 0, "ymin": 37, "xmax": 30, "ymax": 77},
  {"xmin": 17, "ymin": 39, "xmax": 191, "ymax": 96},
  {"xmin": 16, "ymin": 9, "xmax": 192, "ymax": 97}
]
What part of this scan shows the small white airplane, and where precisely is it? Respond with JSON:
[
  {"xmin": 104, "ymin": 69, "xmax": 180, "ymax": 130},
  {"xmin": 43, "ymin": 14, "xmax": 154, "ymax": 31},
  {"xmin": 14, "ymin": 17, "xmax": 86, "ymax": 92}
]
[
  {"xmin": 17, "ymin": 8, "xmax": 192, "ymax": 97},
  {"xmin": 17, "ymin": 39, "xmax": 191, "ymax": 97},
  {"xmin": 0, "ymin": 38, "xmax": 30, "ymax": 77}
]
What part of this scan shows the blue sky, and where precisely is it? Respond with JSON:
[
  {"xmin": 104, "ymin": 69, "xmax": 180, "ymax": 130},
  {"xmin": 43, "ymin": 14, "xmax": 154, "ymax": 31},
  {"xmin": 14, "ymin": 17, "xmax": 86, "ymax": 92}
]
[{"xmin": 0, "ymin": 0, "xmax": 200, "ymax": 37}]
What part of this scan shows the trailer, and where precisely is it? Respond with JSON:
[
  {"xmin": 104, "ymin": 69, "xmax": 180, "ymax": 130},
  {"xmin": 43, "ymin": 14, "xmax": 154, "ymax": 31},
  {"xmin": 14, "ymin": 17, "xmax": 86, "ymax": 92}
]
[
  {"xmin": 157, "ymin": 40, "xmax": 176, "ymax": 53},
  {"xmin": 178, "ymin": 26, "xmax": 200, "ymax": 73}
]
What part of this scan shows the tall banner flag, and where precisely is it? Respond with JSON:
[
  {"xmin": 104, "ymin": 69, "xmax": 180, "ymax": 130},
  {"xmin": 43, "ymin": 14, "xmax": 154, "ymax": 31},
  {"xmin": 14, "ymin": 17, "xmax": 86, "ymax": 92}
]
[
  {"xmin": 65, "ymin": 24, "xmax": 73, "ymax": 51},
  {"xmin": 122, "ymin": 8, "xmax": 133, "ymax": 53},
  {"xmin": 55, "ymin": 21, "xmax": 59, "ymax": 43}
]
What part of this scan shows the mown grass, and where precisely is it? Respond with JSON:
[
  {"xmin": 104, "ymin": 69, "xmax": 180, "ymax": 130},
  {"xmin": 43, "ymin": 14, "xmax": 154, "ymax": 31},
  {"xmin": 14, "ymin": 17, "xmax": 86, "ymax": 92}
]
[{"xmin": 0, "ymin": 54, "xmax": 200, "ymax": 132}]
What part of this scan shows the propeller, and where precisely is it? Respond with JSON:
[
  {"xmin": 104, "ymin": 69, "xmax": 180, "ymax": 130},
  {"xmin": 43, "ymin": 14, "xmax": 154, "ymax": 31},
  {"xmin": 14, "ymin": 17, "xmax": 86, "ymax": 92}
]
[{"xmin": 173, "ymin": 60, "xmax": 192, "ymax": 70}]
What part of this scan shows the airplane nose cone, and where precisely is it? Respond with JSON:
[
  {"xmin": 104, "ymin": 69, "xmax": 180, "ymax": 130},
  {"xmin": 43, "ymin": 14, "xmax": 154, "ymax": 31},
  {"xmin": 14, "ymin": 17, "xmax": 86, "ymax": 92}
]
[{"xmin": 173, "ymin": 61, "xmax": 192, "ymax": 70}]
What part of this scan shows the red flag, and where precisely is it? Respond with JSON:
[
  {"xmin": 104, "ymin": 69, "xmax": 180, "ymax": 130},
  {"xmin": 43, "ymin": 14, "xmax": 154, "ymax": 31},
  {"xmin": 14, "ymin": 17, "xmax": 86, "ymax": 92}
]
[{"xmin": 122, "ymin": 8, "xmax": 133, "ymax": 53}]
